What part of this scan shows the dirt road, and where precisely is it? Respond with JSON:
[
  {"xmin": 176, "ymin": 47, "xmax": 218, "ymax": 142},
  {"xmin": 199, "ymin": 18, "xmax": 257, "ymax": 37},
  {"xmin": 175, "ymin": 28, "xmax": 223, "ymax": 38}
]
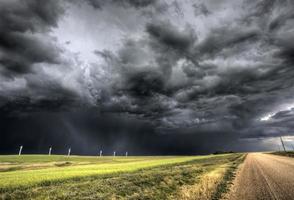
[{"xmin": 226, "ymin": 153, "xmax": 294, "ymax": 200}]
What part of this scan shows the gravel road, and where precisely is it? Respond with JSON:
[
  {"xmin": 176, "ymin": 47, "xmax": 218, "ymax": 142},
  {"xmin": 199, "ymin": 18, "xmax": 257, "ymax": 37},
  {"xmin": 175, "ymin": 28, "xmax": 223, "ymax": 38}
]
[{"xmin": 226, "ymin": 153, "xmax": 294, "ymax": 200}]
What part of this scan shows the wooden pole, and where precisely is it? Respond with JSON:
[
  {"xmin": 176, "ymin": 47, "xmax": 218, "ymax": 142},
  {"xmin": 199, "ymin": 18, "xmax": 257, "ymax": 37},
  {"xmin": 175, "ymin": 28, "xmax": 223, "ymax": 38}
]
[{"xmin": 280, "ymin": 137, "xmax": 286, "ymax": 152}]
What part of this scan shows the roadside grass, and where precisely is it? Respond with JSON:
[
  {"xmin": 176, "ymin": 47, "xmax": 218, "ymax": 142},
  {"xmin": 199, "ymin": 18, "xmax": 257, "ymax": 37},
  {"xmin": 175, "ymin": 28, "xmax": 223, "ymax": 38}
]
[
  {"xmin": 177, "ymin": 154, "xmax": 246, "ymax": 200},
  {"xmin": 212, "ymin": 154, "xmax": 246, "ymax": 200},
  {"xmin": 0, "ymin": 154, "xmax": 244, "ymax": 200},
  {"xmin": 270, "ymin": 151, "xmax": 294, "ymax": 158},
  {"xmin": 177, "ymin": 164, "xmax": 228, "ymax": 200}
]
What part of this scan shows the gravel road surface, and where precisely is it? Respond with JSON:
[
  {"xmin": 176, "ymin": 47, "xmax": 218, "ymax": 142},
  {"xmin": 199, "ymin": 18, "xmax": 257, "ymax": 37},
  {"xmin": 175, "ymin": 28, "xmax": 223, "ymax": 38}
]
[{"xmin": 226, "ymin": 153, "xmax": 294, "ymax": 200}]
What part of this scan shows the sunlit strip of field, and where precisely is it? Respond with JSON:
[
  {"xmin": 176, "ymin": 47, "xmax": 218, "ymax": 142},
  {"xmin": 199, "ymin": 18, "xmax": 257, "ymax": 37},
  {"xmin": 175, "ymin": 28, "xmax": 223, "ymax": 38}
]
[
  {"xmin": 0, "ymin": 154, "xmax": 245, "ymax": 200},
  {"xmin": 0, "ymin": 155, "xmax": 222, "ymax": 189}
]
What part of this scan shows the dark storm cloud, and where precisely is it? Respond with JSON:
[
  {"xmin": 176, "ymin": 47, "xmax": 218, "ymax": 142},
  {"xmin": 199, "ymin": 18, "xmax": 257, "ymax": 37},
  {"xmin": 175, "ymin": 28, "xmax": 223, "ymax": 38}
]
[
  {"xmin": 0, "ymin": 0, "xmax": 64, "ymax": 75},
  {"xmin": 197, "ymin": 28, "xmax": 260, "ymax": 58},
  {"xmin": 193, "ymin": 2, "xmax": 210, "ymax": 16},
  {"xmin": 124, "ymin": 70, "xmax": 165, "ymax": 97},
  {"xmin": 272, "ymin": 33, "xmax": 294, "ymax": 65},
  {"xmin": 85, "ymin": 0, "xmax": 157, "ymax": 10},
  {"xmin": 269, "ymin": 12, "xmax": 294, "ymax": 31},
  {"xmin": 0, "ymin": 74, "xmax": 80, "ymax": 117},
  {"xmin": 90, "ymin": 0, "xmax": 294, "ymax": 137},
  {"xmin": 0, "ymin": 33, "xmax": 61, "ymax": 75},
  {"xmin": 146, "ymin": 21, "xmax": 196, "ymax": 52},
  {"xmin": 146, "ymin": 20, "xmax": 200, "ymax": 67},
  {"xmin": 0, "ymin": 109, "xmax": 247, "ymax": 155},
  {"xmin": 0, "ymin": 0, "xmax": 83, "ymax": 114},
  {"xmin": 123, "ymin": 1, "xmax": 293, "ymax": 140},
  {"xmin": 1, "ymin": 0, "xmax": 294, "ymax": 154}
]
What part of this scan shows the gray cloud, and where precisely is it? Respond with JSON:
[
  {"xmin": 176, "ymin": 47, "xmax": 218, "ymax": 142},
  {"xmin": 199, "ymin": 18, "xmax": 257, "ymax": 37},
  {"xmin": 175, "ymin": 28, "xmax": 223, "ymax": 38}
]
[
  {"xmin": 87, "ymin": 0, "xmax": 294, "ymax": 136},
  {"xmin": 84, "ymin": 0, "xmax": 158, "ymax": 10},
  {"xmin": 0, "ymin": 0, "xmax": 64, "ymax": 75},
  {"xmin": 193, "ymin": 2, "xmax": 210, "ymax": 17},
  {"xmin": 1, "ymin": 0, "xmax": 294, "ymax": 154}
]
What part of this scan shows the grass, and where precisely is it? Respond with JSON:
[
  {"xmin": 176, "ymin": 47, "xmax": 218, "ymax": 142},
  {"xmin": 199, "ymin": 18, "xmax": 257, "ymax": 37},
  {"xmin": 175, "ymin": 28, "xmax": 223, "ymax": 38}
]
[
  {"xmin": 0, "ymin": 155, "xmax": 203, "ymax": 188},
  {"xmin": 212, "ymin": 153, "xmax": 246, "ymax": 200},
  {"xmin": 0, "ymin": 155, "xmax": 177, "ymax": 173},
  {"xmin": 0, "ymin": 154, "xmax": 244, "ymax": 200},
  {"xmin": 270, "ymin": 151, "xmax": 294, "ymax": 158}
]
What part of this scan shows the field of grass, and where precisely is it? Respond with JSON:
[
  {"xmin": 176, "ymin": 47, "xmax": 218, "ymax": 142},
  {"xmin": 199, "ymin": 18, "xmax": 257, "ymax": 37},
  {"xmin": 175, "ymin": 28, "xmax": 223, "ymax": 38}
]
[
  {"xmin": 0, "ymin": 154, "xmax": 244, "ymax": 200},
  {"xmin": 270, "ymin": 151, "xmax": 294, "ymax": 157}
]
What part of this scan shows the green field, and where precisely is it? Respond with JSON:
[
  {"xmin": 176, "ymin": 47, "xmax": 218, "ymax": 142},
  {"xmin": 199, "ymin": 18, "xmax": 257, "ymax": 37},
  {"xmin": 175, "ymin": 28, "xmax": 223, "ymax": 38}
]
[{"xmin": 0, "ymin": 154, "xmax": 245, "ymax": 200}]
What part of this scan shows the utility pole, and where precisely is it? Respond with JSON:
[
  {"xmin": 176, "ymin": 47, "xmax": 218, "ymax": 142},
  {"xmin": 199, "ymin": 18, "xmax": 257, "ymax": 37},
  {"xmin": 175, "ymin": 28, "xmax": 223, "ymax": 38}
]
[
  {"xmin": 280, "ymin": 136, "xmax": 286, "ymax": 152},
  {"xmin": 48, "ymin": 147, "xmax": 52, "ymax": 156},
  {"xmin": 18, "ymin": 146, "xmax": 23, "ymax": 156}
]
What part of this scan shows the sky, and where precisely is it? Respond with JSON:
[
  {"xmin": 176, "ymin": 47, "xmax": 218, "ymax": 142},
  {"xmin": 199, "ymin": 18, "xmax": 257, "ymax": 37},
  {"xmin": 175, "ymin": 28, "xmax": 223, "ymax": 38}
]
[{"xmin": 1, "ymin": 0, "xmax": 294, "ymax": 155}]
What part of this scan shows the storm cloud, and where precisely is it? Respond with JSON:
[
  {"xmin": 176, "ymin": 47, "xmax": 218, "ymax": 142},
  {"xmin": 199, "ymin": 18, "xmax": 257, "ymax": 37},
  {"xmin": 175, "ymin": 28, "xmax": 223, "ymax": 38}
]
[
  {"xmin": 1, "ymin": 0, "xmax": 294, "ymax": 155},
  {"xmin": 0, "ymin": 0, "xmax": 64, "ymax": 74}
]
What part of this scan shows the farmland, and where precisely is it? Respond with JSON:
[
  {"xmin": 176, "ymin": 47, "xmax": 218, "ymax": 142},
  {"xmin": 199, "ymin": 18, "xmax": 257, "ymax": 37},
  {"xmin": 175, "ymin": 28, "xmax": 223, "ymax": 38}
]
[{"xmin": 0, "ymin": 154, "xmax": 244, "ymax": 200}]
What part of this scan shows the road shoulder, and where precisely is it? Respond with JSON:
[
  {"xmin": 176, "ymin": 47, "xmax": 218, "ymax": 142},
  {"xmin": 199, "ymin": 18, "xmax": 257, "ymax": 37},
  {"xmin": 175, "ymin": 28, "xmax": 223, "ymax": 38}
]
[{"xmin": 220, "ymin": 154, "xmax": 247, "ymax": 200}]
